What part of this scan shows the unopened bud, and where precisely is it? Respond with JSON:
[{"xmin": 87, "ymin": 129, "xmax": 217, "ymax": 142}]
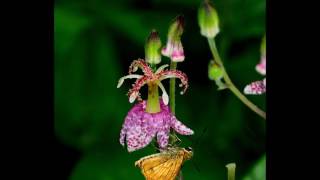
[
  {"xmin": 145, "ymin": 30, "xmax": 162, "ymax": 65},
  {"xmin": 198, "ymin": 0, "xmax": 220, "ymax": 38}
]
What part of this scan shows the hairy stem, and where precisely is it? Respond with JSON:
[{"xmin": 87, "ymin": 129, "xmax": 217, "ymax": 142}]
[{"xmin": 207, "ymin": 38, "xmax": 266, "ymax": 119}]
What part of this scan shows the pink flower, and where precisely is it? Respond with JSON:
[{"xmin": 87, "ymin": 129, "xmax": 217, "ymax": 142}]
[
  {"xmin": 244, "ymin": 55, "xmax": 266, "ymax": 95},
  {"xmin": 119, "ymin": 99, "xmax": 194, "ymax": 152}
]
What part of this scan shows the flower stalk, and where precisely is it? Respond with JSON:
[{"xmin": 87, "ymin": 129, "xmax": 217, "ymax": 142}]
[{"xmin": 208, "ymin": 38, "xmax": 266, "ymax": 119}]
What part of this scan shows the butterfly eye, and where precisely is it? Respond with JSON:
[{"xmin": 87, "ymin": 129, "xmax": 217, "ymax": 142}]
[{"xmin": 186, "ymin": 147, "xmax": 192, "ymax": 152}]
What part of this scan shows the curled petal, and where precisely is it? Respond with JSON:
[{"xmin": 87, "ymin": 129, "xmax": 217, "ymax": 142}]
[
  {"xmin": 117, "ymin": 74, "xmax": 142, "ymax": 88},
  {"xmin": 129, "ymin": 59, "xmax": 153, "ymax": 76},
  {"xmin": 127, "ymin": 76, "xmax": 149, "ymax": 103},
  {"xmin": 158, "ymin": 82, "xmax": 169, "ymax": 105},
  {"xmin": 158, "ymin": 70, "xmax": 189, "ymax": 95},
  {"xmin": 171, "ymin": 116, "xmax": 194, "ymax": 135},
  {"xmin": 244, "ymin": 78, "xmax": 266, "ymax": 95}
]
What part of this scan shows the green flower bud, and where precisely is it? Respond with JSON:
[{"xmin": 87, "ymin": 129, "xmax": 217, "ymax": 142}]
[
  {"xmin": 145, "ymin": 30, "xmax": 162, "ymax": 65},
  {"xmin": 208, "ymin": 60, "xmax": 223, "ymax": 81},
  {"xmin": 208, "ymin": 60, "xmax": 226, "ymax": 90},
  {"xmin": 198, "ymin": 0, "xmax": 220, "ymax": 38}
]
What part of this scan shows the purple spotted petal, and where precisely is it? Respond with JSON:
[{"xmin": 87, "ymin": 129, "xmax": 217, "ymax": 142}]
[{"xmin": 119, "ymin": 99, "xmax": 194, "ymax": 152}]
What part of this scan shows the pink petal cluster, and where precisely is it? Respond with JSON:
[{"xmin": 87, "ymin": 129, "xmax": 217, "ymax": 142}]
[
  {"xmin": 119, "ymin": 99, "xmax": 194, "ymax": 152},
  {"xmin": 162, "ymin": 40, "xmax": 185, "ymax": 62},
  {"xmin": 244, "ymin": 55, "xmax": 266, "ymax": 95}
]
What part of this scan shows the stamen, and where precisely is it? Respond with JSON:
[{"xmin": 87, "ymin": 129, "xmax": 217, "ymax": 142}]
[
  {"xmin": 158, "ymin": 82, "xmax": 169, "ymax": 105},
  {"xmin": 155, "ymin": 64, "xmax": 169, "ymax": 74},
  {"xmin": 117, "ymin": 74, "xmax": 142, "ymax": 88}
]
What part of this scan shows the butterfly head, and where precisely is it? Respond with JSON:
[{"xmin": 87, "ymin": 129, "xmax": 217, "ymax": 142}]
[{"xmin": 182, "ymin": 147, "xmax": 193, "ymax": 160}]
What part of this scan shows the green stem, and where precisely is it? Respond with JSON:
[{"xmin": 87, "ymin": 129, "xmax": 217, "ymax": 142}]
[
  {"xmin": 170, "ymin": 61, "xmax": 178, "ymax": 115},
  {"xmin": 207, "ymin": 38, "xmax": 266, "ymax": 119},
  {"xmin": 226, "ymin": 163, "xmax": 236, "ymax": 180}
]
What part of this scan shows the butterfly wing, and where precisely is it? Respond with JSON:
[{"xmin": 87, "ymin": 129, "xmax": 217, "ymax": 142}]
[{"xmin": 135, "ymin": 150, "xmax": 184, "ymax": 180}]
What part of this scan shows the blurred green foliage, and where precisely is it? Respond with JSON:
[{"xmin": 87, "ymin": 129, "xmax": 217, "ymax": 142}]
[{"xmin": 54, "ymin": 0, "xmax": 265, "ymax": 179}]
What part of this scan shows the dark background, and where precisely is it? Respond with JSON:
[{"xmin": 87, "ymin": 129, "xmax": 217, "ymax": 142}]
[{"xmin": 54, "ymin": 0, "xmax": 265, "ymax": 179}]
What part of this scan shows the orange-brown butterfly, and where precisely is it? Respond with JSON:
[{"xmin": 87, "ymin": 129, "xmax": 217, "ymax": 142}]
[{"xmin": 135, "ymin": 147, "xmax": 193, "ymax": 180}]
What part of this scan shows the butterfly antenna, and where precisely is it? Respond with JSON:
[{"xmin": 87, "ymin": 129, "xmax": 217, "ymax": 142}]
[
  {"xmin": 193, "ymin": 127, "xmax": 208, "ymax": 149},
  {"xmin": 191, "ymin": 159, "xmax": 201, "ymax": 174},
  {"xmin": 245, "ymin": 125, "xmax": 259, "ymax": 141}
]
